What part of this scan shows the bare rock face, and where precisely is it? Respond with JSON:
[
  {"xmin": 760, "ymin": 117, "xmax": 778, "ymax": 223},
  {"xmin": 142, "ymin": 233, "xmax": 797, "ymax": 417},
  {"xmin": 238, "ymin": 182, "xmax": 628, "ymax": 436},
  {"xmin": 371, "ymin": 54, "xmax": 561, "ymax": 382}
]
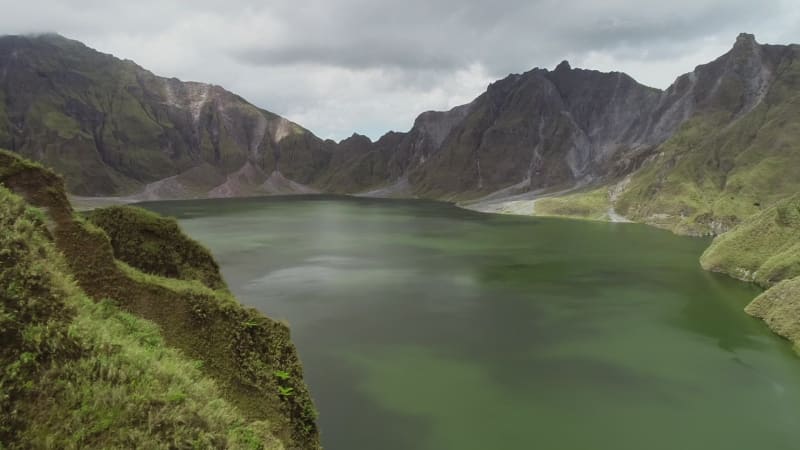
[{"xmin": 408, "ymin": 63, "xmax": 665, "ymax": 198}]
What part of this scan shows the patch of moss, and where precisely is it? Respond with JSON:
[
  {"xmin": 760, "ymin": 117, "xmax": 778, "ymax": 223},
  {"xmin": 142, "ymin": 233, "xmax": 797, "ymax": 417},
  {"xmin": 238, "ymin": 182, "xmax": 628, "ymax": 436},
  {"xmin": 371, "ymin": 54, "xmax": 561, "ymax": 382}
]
[
  {"xmin": 88, "ymin": 205, "xmax": 226, "ymax": 290},
  {"xmin": 0, "ymin": 185, "xmax": 281, "ymax": 449},
  {"xmin": 41, "ymin": 110, "xmax": 87, "ymax": 140}
]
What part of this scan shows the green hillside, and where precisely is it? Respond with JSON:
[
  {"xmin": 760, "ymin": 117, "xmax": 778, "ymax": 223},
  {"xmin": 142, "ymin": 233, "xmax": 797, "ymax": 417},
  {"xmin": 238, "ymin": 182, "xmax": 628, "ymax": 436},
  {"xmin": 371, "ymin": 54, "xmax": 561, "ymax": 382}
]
[
  {"xmin": 0, "ymin": 185, "xmax": 282, "ymax": 448},
  {"xmin": 701, "ymin": 194, "xmax": 800, "ymax": 287},
  {"xmin": 0, "ymin": 150, "xmax": 319, "ymax": 449},
  {"xmin": 617, "ymin": 45, "xmax": 800, "ymax": 235},
  {"xmin": 699, "ymin": 194, "xmax": 800, "ymax": 345}
]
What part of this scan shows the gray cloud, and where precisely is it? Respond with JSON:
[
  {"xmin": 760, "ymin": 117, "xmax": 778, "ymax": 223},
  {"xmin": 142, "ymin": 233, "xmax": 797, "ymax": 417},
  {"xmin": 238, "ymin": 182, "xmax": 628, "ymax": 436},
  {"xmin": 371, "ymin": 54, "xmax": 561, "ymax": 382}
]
[
  {"xmin": 0, "ymin": 0, "xmax": 798, "ymax": 139},
  {"xmin": 230, "ymin": 0, "xmax": 791, "ymax": 74}
]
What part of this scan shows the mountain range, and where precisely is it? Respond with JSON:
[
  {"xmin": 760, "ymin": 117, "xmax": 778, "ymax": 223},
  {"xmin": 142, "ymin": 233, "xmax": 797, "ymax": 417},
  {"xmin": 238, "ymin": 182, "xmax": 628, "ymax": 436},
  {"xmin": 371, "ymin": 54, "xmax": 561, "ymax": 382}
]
[{"xmin": 1, "ymin": 32, "xmax": 798, "ymax": 235}]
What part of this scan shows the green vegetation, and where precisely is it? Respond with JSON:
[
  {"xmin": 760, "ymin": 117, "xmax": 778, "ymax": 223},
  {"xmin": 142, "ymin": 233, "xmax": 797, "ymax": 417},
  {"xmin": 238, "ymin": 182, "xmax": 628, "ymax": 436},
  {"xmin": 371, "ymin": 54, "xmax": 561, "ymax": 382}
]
[
  {"xmin": 700, "ymin": 194, "xmax": 800, "ymax": 287},
  {"xmin": 88, "ymin": 205, "xmax": 226, "ymax": 290},
  {"xmin": 0, "ymin": 150, "xmax": 320, "ymax": 449},
  {"xmin": 745, "ymin": 277, "xmax": 800, "ymax": 345},
  {"xmin": 617, "ymin": 55, "xmax": 800, "ymax": 236},
  {"xmin": 534, "ymin": 188, "xmax": 611, "ymax": 221},
  {"xmin": 0, "ymin": 185, "xmax": 281, "ymax": 449},
  {"xmin": 699, "ymin": 194, "xmax": 800, "ymax": 346},
  {"xmin": 278, "ymin": 387, "xmax": 295, "ymax": 397}
]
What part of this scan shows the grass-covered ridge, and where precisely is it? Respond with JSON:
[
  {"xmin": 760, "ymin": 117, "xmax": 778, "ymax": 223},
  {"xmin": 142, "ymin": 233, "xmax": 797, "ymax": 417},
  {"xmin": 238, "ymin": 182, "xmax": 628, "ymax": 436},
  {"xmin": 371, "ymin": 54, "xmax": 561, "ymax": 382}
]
[
  {"xmin": 88, "ymin": 205, "xmax": 226, "ymax": 290},
  {"xmin": 746, "ymin": 277, "xmax": 800, "ymax": 344},
  {"xmin": 0, "ymin": 149, "xmax": 320, "ymax": 449},
  {"xmin": 699, "ymin": 195, "xmax": 800, "ymax": 347},
  {"xmin": 0, "ymin": 185, "xmax": 281, "ymax": 449}
]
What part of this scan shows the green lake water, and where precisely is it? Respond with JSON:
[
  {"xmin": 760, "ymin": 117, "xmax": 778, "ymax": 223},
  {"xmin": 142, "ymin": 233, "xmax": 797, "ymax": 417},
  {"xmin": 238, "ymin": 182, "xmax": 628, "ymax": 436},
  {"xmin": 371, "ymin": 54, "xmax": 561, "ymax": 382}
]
[{"xmin": 140, "ymin": 196, "xmax": 800, "ymax": 450}]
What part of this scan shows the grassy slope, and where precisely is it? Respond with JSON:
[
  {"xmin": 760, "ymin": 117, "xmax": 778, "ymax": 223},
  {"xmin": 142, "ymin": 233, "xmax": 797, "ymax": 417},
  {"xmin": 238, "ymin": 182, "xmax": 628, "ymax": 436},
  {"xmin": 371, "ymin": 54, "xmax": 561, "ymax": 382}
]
[
  {"xmin": 700, "ymin": 194, "xmax": 800, "ymax": 287},
  {"xmin": 533, "ymin": 187, "xmax": 611, "ymax": 221},
  {"xmin": 525, "ymin": 47, "xmax": 800, "ymax": 346},
  {"xmin": 746, "ymin": 278, "xmax": 800, "ymax": 344},
  {"xmin": 0, "ymin": 150, "xmax": 319, "ymax": 449},
  {"xmin": 699, "ymin": 195, "xmax": 800, "ymax": 345},
  {"xmin": 0, "ymin": 185, "xmax": 281, "ymax": 449}
]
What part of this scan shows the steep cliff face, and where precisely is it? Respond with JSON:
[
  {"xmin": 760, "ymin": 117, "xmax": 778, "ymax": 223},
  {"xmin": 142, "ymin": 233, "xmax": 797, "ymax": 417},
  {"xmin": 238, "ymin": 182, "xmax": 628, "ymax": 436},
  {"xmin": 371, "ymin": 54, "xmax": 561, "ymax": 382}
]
[
  {"xmin": 410, "ymin": 62, "xmax": 666, "ymax": 199},
  {"xmin": 0, "ymin": 34, "xmax": 324, "ymax": 196},
  {"xmin": 314, "ymin": 103, "xmax": 474, "ymax": 195}
]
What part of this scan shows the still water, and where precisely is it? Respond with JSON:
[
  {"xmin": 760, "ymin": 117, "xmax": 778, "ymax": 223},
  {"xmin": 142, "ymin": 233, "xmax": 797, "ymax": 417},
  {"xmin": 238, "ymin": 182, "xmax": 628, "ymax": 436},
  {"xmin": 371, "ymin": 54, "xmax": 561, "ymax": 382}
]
[{"xmin": 141, "ymin": 196, "xmax": 800, "ymax": 450}]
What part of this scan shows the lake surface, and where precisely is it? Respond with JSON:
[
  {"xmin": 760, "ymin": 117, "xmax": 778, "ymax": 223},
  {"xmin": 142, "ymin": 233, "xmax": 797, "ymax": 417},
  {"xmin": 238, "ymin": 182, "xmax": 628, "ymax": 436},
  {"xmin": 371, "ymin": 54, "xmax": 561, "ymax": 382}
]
[{"xmin": 141, "ymin": 196, "xmax": 800, "ymax": 450}]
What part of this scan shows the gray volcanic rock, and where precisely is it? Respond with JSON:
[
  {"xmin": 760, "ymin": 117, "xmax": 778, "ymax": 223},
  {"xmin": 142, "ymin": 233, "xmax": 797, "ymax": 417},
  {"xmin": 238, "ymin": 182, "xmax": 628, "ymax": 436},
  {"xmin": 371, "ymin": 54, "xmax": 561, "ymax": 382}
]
[
  {"xmin": 407, "ymin": 33, "xmax": 794, "ymax": 202},
  {"xmin": 314, "ymin": 103, "xmax": 473, "ymax": 194},
  {"xmin": 408, "ymin": 63, "xmax": 665, "ymax": 198}
]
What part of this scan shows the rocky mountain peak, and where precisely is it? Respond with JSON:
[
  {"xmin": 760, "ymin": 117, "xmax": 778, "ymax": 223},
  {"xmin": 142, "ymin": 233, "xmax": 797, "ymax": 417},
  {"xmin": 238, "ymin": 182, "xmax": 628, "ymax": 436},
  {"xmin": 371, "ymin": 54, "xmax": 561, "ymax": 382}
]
[
  {"xmin": 730, "ymin": 32, "xmax": 761, "ymax": 60},
  {"xmin": 554, "ymin": 60, "xmax": 572, "ymax": 72},
  {"xmin": 734, "ymin": 32, "xmax": 757, "ymax": 48},
  {"xmin": 340, "ymin": 132, "xmax": 372, "ymax": 144}
]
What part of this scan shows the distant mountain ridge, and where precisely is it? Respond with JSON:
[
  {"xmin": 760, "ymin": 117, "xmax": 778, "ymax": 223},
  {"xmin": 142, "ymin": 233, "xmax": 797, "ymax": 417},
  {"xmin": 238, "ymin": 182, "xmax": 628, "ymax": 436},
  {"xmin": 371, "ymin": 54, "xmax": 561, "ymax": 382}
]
[
  {"xmin": 0, "ymin": 33, "xmax": 329, "ymax": 196},
  {"xmin": 1, "ymin": 32, "xmax": 798, "ymax": 235}
]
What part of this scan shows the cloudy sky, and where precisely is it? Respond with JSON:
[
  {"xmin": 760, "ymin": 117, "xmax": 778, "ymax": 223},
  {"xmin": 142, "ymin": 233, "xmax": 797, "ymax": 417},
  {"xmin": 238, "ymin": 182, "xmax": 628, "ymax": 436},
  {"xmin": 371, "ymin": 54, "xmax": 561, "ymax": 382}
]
[{"xmin": 2, "ymin": 0, "xmax": 799, "ymax": 140}]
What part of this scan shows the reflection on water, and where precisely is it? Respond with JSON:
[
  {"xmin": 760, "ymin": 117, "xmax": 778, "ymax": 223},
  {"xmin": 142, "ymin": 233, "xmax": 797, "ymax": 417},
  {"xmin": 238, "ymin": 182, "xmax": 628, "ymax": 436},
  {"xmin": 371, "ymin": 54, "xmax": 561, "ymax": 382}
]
[{"xmin": 142, "ymin": 196, "xmax": 800, "ymax": 450}]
